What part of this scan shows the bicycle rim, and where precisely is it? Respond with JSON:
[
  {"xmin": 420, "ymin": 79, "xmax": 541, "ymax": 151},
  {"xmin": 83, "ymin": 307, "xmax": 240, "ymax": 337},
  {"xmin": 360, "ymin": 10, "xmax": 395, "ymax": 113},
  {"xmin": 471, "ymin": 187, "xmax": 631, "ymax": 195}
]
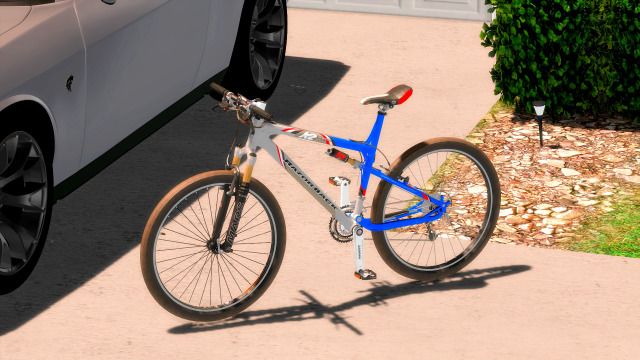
[
  {"xmin": 380, "ymin": 147, "xmax": 496, "ymax": 271},
  {"xmin": 152, "ymin": 182, "xmax": 278, "ymax": 312}
]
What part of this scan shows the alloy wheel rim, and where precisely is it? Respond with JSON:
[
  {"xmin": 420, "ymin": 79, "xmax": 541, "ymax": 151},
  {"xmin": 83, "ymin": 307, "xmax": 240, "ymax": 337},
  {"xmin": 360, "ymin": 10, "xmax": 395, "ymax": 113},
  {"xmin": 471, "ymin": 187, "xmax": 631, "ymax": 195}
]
[
  {"xmin": 249, "ymin": 0, "xmax": 286, "ymax": 90},
  {"xmin": 0, "ymin": 131, "xmax": 48, "ymax": 275}
]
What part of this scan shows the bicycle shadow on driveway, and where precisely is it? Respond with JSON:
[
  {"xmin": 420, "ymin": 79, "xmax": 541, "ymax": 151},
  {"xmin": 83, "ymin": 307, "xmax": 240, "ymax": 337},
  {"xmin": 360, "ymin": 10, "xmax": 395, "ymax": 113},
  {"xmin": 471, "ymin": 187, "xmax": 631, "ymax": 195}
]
[
  {"xmin": 169, "ymin": 264, "xmax": 531, "ymax": 336},
  {"xmin": 0, "ymin": 56, "xmax": 350, "ymax": 336}
]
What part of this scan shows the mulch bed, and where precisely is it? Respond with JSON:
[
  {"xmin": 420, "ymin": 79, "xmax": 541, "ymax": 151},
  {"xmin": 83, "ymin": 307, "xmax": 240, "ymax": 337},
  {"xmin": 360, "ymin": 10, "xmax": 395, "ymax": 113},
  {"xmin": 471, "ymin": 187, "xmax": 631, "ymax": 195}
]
[{"xmin": 467, "ymin": 110, "xmax": 640, "ymax": 247}]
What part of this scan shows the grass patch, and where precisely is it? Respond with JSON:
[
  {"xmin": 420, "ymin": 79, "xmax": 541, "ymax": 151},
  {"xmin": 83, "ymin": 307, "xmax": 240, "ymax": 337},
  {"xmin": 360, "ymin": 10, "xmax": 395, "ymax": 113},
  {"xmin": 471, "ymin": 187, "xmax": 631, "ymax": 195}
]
[
  {"xmin": 566, "ymin": 189, "xmax": 640, "ymax": 258},
  {"xmin": 489, "ymin": 100, "xmax": 515, "ymax": 116},
  {"xmin": 466, "ymin": 100, "xmax": 514, "ymax": 143}
]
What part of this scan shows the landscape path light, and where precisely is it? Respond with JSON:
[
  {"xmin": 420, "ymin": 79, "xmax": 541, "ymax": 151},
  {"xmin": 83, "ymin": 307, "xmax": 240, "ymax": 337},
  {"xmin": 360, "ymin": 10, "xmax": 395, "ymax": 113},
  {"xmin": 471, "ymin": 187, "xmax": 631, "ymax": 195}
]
[{"xmin": 533, "ymin": 100, "xmax": 546, "ymax": 147}]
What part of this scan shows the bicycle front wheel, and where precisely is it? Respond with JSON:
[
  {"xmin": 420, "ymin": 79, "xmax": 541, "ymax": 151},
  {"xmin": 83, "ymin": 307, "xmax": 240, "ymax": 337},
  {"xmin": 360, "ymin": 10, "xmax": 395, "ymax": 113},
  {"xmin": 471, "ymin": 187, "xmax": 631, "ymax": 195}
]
[
  {"xmin": 371, "ymin": 138, "xmax": 500, "ymax": 281},
  {"xmin": 140, "ymin": 170, "xmax": 286, "ymax": 322}
]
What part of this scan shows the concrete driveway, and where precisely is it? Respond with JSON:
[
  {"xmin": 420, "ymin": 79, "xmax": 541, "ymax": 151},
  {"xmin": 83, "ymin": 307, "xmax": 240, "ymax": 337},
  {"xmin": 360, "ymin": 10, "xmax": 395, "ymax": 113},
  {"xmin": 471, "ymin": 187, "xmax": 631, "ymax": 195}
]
[{"xmin": 1, "ymin": 9, "xmax": 639, "ymax": 359}]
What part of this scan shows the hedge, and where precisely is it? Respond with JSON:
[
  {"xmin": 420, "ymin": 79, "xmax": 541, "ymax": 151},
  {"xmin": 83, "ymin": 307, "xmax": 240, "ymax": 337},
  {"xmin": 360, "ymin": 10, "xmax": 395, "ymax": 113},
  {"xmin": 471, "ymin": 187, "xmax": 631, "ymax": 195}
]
[{"xmin": 480, "ymin": 0, "xmax": 640, "ymax": 118}]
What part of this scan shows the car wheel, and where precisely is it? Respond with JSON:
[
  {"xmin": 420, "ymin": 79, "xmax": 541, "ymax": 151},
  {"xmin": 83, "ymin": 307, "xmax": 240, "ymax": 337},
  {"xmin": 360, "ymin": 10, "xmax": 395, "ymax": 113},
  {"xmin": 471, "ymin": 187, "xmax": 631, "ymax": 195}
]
[
  {"xmin": 223, "ymin": 0, "xmax": 287, "ymax": 100},
  {"xmin": 0, "ymin": 127, "xmax": 53, "ymax": 295}
]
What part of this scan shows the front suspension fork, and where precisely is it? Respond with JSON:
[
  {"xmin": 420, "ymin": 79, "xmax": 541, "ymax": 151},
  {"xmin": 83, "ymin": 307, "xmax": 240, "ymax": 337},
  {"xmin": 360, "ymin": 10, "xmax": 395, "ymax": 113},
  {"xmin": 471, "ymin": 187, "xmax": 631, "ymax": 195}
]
[{"xmin": 211, "ymin": 148, "xmax": 256, "ymax": 252}]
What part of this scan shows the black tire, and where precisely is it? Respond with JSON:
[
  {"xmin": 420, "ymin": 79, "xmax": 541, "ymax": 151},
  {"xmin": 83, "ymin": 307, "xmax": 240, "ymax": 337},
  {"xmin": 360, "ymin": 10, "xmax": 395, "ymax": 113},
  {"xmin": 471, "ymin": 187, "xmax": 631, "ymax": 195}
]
[
  {"xmin": 371, "ymin": 138, "xmax": 500, "ymax": 282},
  {"xmin": 0, "ymin": 126, "xmax": 53, "ymax": 295},
  {"xmin": 140, "ymin": 170, "xmax": 286, "ymax": 321},
  {"xmin": 223, "ymin": 0, "xmax": 287, "ymax": 100}
]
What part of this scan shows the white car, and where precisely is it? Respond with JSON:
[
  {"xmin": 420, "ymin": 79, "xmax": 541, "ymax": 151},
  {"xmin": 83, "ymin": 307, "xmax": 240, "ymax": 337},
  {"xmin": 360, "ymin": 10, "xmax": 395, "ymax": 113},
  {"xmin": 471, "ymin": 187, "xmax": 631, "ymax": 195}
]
[{"xmin": 0, "ymin": 0, "xmax": 287, "ymax": 294}]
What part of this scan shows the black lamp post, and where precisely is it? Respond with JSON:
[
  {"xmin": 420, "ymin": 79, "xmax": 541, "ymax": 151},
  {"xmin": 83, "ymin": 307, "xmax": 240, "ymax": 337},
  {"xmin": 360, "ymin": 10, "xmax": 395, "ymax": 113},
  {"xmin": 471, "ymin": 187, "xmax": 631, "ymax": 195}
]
[{"xmin": 533, "ymin": 100, "xmax": 546, "ymax": 147}]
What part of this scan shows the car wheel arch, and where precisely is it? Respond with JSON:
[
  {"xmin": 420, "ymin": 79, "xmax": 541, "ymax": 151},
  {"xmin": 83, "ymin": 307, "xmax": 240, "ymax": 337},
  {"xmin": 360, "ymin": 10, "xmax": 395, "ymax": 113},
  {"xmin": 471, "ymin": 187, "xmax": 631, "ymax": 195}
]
[{"xmin": 0, "ymin": 97, "xmax": 56, "ymax": 164}]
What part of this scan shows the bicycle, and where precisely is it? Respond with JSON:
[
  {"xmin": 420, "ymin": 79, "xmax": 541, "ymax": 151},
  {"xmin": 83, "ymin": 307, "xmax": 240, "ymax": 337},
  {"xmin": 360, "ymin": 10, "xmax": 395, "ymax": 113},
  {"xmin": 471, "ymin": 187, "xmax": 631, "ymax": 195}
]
[{"xmin": 140, "ymin": 83, "xmax": 501, "ymax": 321}]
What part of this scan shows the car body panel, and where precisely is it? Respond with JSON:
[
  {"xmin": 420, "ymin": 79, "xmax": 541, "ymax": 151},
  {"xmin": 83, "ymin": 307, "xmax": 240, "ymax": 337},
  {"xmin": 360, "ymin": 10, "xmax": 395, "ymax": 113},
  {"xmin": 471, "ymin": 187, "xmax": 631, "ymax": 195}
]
[
  {"xmin": 194, "ymin": 0, "xmax": 244, "ymax": 84},
  {"xmin": 0, "ymin": 0, "xmax": 247, "ymax": 186},
  {"xmin": 0, "ymin": 1, "xmax": 86, "ymax": 185},
  {"xmin": 77, "ymin": 0, "xmax": 211, "ymax": 165}
]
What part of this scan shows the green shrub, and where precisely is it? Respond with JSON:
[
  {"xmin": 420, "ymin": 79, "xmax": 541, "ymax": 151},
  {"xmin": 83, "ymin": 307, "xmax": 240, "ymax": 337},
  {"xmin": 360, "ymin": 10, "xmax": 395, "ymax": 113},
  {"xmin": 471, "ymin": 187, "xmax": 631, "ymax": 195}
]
[{"xmin": 481, "ymin": 0, "xmax": 640, "ymax": 117}]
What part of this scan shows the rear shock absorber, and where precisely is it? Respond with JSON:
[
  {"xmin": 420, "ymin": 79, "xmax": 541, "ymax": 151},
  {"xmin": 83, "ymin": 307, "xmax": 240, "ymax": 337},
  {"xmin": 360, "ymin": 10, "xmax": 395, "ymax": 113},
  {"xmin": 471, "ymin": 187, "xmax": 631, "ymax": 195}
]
[{"xmin": 326, "ymin": 148, "xmax": 361, "ymax": 168}]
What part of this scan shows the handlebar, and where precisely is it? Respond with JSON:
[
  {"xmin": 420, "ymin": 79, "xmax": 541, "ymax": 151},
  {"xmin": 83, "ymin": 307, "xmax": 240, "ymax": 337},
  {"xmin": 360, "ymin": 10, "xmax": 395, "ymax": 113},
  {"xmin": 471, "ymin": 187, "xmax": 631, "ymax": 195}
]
[
  {"xmin": 209, "ymin": 82, "xmax": 273, "ymax": 122},
  {"xmin": 249, "ymin": 105, "xmax": 272, "ymax": 121},
  {"xmin": 210, "ymin": 82, "xmax": 228, "ymax": 97}
]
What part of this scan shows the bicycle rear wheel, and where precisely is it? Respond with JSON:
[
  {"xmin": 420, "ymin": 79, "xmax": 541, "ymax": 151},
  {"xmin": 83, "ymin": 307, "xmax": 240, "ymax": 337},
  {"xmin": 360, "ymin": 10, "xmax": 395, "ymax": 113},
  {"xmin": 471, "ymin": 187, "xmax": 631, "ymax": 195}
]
[
  {"xmin": 140, "ymin": 170, "xmax": 285, "ymax": 321},
  {"xmin": 371, "ymin": 138, "xmax": 500, "ymax": 281}
]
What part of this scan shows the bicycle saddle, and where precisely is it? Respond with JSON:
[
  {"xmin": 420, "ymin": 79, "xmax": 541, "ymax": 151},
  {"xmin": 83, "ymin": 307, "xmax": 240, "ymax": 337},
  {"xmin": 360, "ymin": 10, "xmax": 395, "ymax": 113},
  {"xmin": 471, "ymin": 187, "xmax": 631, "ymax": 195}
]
[{"xmin": 360, "ymin": 84, "xmax": 413, "ymax": 106}]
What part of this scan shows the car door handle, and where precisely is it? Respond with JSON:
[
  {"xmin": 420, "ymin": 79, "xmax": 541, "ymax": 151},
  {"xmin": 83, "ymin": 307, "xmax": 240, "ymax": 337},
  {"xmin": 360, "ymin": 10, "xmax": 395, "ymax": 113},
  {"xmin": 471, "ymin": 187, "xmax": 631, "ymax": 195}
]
[{"xmin": 102, "ymin": 0, "xmax": 116, "ymax": 5}]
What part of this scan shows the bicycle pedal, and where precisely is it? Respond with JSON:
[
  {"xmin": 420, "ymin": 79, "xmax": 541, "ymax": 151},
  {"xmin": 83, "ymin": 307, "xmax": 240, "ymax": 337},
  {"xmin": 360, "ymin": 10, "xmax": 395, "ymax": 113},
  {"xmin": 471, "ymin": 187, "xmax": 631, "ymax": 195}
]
[{"xmin": 354, "ymin": 269, "xmax": 377, "ymax": 281}]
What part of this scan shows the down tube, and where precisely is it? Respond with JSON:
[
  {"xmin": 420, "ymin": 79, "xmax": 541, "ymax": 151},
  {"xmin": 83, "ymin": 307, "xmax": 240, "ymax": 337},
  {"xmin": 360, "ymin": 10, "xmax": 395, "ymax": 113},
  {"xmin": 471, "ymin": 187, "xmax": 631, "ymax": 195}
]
[{"xmin": 258, "ymin": 140, "xmax": 340, "ymax": 216}]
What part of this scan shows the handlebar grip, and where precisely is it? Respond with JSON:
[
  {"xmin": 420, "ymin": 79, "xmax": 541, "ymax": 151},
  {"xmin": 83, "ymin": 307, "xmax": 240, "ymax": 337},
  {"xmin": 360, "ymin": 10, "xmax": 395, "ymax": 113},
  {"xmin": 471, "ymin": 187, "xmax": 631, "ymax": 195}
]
[
  {"xmin": 209, "ymin": 82, "xmax": 228, "ymax": 97},
  {"xmin": 249, "ymin": 105, "xmax": 273, "ymax": 121}
]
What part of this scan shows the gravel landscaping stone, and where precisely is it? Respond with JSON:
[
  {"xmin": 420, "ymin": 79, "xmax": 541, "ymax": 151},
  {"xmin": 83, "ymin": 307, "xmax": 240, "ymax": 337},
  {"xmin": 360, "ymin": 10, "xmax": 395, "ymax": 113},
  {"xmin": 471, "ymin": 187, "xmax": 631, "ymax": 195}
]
[{"xmin": 464, "ymin": 109, "xmax": 639, "ymax": 246}]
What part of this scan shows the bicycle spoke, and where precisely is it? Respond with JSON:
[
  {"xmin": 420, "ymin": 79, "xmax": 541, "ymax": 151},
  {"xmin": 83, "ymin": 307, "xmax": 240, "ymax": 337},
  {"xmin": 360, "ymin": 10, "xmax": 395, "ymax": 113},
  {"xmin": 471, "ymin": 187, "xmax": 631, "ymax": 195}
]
[
  {"xmin": 216, "ymin": 255, "xmax": 223, "ymax": 306},
  {"xmin": 236, "ymin": 209, "xmax": 266, "ymax": 234},
  {"xmin": 221, "ymin": 253, "xmax": 252, "ymax": 285},
  {"xmin": 158, "ymin": 249, "xmax": 207, "ymax": 270},
  {"xmin": 225, "ymin": 252, "xmax": 260, "ymax": 277},
  {"xmin": 188, "ymin": 201, "xmax": 209, "ymax": 240},
  {"xmin": 161, "ymin": 227, "xmax": 205, "ymax": 243},
  {"xmin": 200, "ymin": 256, "xmax": 213, "ymax": 307},
  {"xmin": 379, "ymin": 147, "xmax": 495, "ymax": 271},
  {"xmin": 407, "ymin": 236, "xmax": 421, "ymax": 263},
  {"xmin": 167, "ymin": 217, "xmax": 208, "ymax": 243},
  {"xmin": 241, "ymin": 200, "xmax": 259, "ymax": 218},
  {"xmin": 179, "ymin": 203, "xmax": 209, "ymax": 241},
  {"xmin": 236, "ymin": 219, "xmax": 269, "ymax": 236},
  {"xmin": 230, "ymin": 251, "xmax": 265, "ymax": 266},
  {"xmin": 149, "ymin": 180, "xmax": 279, "ymax": 314},
  {"xmin": 220, "ymin": 254, "xmax": 244, "ymax": 293},
  {"xmin": 183, "ymin": 253, "xmax": 211, "ymax": 301},
  {"xmin": 168, "ymin": 251, "xmax": 209, "ymax": 291},
  {"xmin": 426, "ymin": 239, "xmax": 435, "ymax": 266},
  {"xmin": 416, "ymin": 239, "xmax": 427, "ymax": 266},
  {"xmin": 235, "ymin": 230, "xmax": 271, "ymax": 244},
  {"xmin": 157, "ymin": 245, "xmax": 204, "ymax": 252},
  {"xmin": 159, "ymin": 238, "xmax": 203, "ymax": 246},
  {"xmin": 233, "ymin": 249, "xmax": 269, "ymax": 255},
  {"xmin": 196, "ymin": 194, "xmax": 211, "ymax": 235},
  {"xmin": 416, "ymin": 158, "xmax": 428, "ymax": 190},
  {"xmin": 218, "ymin": 254, "xmax": 233, "ymax": 301},
  {"xmin": 208, "ymin": 253, "xmax": 214, "ymax": 307}
]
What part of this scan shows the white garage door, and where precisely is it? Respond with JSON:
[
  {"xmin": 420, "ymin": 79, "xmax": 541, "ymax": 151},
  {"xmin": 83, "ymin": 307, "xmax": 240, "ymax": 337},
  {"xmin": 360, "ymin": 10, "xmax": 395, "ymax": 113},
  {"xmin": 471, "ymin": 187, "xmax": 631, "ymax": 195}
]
[{"xmin": 288, "ymin": 0, "xmax": 491, "ymax": 21}]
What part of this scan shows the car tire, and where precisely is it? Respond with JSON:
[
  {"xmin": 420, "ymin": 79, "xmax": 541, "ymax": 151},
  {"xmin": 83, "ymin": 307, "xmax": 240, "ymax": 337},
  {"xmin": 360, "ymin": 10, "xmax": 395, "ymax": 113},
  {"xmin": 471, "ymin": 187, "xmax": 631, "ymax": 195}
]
[
  {"xmin": 0, "ymin": 124, "xmax": 53, "ymax": 295},
  {"xmin": 223, "ymin": 0, "xmax": 287, "ymax": 100}
]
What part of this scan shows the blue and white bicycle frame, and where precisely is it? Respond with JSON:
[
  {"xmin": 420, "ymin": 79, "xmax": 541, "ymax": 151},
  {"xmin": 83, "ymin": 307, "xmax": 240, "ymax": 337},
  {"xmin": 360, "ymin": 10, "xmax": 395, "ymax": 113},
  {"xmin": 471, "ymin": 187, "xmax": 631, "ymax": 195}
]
[{"xmin": 235, "ymin": 104, "xmax": 451, "ymax": 274}]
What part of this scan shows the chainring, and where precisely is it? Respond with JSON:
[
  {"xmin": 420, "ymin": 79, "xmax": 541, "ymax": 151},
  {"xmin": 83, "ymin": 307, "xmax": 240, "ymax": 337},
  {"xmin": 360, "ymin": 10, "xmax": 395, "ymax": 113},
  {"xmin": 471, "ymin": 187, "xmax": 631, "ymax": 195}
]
[{"xmin": 329, "ymin": 206, "xmax": 353, "ymax": 243}]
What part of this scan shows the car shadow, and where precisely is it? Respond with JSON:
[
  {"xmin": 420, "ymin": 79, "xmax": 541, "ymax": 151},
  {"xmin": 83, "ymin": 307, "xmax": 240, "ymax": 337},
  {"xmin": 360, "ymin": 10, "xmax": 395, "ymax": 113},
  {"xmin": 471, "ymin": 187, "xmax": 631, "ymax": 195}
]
[
  {"xmin": 0, "ymin": 56, "xmax": 350, "ymax": 336},
  {"xmin": 168, "ymin": 265, "xmax": 531, "ymax": 336}
]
